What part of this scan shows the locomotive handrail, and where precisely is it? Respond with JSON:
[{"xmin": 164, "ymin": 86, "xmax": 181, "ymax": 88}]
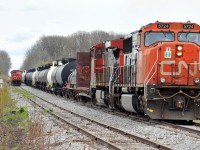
[
  {"xmin": 158, "ymin": 90, "xmax": 200, "ymax": 99},
  {"xmin": 144, "ymin": 48, "xmax": 159, "ymax": 100}
]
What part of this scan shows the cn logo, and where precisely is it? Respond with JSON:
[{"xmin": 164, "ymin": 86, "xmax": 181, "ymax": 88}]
[
  {"xmin": 160, "ymin": 60, "xmax": 197, "ymax": 76},
  {"xmin": 164, "ymin": 47, "xmax": 171, "ymax": 58}
]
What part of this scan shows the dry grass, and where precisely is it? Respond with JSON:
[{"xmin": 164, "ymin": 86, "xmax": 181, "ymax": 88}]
[
  {"xmin": 0, "ymin": 86, "xmax": 55, "ymax": 149},
  {"xmin": 21, "ymin": 114, "xmax": 53, "ymax": 150},
  {"xmin": 0, "ymin": 86, "xmax": 98, "ymax": 149}
]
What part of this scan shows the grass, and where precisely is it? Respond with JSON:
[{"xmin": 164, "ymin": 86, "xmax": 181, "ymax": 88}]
[
  {"xmin": 12, "ymin": 87, "xmax": 34, "ymax": 100},
  {"xmin": 0, "ymin": 85, "xmax": 30, "ymax": 149},
  {"xmin": 2, "ymin": 106, "xmax": 29, "ymax": 129},
  {"xmin": 0, "ymin": 85, "xmax": 57, "ymax": 149}
]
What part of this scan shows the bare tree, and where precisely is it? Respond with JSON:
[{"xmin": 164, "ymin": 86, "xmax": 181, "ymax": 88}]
[
  {"xmin": 21, "ymin": 30, "xmax": 124, "ymax": 70},
  {"xmin": 0, "ymin": 50, "xmax": 11, "ymax": 76}
]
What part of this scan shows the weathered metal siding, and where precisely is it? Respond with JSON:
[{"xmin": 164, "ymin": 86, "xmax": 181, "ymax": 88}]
[{"xmin": 76, "ymin": 52, "xmax": 91, "ymax": 91}]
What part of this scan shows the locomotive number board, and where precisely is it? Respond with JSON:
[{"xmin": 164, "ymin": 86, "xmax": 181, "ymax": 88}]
[
  {"xmin": 157, "ymin": 24, "xmax": 170, "ymax": 29},
  {"xmin": 183, "ymin": 24, "xmax": 194, "ymax": 29}
]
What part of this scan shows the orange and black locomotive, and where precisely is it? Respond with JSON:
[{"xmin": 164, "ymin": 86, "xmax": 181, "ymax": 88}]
[
  {"xmin": 25, "ymin": 21, "xmax": 200, "ymax": 120},
  {"xmin": 90, "ymin": 22, "xmax": 200, "ymax": 120}
]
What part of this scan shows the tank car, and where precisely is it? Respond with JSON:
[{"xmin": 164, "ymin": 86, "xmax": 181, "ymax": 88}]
[
  {"xmin": 22, "ymin": 70, "xmax": 26, "ymax": 83},
  {"xmin": 25, "ymin": 69, "xmax": 35, "ymax": 86},
  {"xmin": 51, "ymin": 58, "xmax": 76, "ymax": 95},
  {"xmin": 34, "ymin": 64, "xmax": 51, "ymax": 90},
  {"xmin": 90, "ymin": 22, "xmax": 200, "ymax": 120},
  {"xmin": 31, "ymin": 68, "xmax": 37, "ymax": 86},
  {"xmin": 47, "ymin": 61, "xmax": 59, "ymax": 92}
]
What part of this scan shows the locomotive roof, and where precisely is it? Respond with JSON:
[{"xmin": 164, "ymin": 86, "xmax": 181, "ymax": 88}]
[
  {"xmin": 10, "ymin": 70, "xmax": 22, "ymax": 73},
  {"xmin": 141, "ymin": 21, "xmax": 200, "ymax": 31}
]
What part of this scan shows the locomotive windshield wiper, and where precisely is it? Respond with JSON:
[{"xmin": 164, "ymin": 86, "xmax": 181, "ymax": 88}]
[
  {"xmin": 161, "ymin": 32, "xmax": 174, "ymax": 41},
  {"xmin": 185, "ymin": 32, "xmax": 190, "ymax": 41}
]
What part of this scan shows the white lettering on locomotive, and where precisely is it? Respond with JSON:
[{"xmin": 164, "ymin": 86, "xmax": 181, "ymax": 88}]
[{"xmin": 160, "ymin": 60, "xmax": 198, "ymax": 76}]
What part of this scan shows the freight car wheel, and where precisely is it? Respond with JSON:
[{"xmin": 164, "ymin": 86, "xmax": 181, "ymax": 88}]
[
  {"xmin": 59, "ymin": 91, "xmax": 63, "ymax": 97},
  {"xmin": 63, "ymin": 91, "xmax": 69, "ymax": 99}
]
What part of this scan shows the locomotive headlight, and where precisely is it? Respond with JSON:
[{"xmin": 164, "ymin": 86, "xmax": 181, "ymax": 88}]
[
  {"xmin": 177, "ymin": 46, "xmax": 183, "ymax": 51},
  {"xmin": 160, "ymin": 77, "xmax": 166, "ymax": 83},
  {"xmin": 177, "ymin": 51, "xmax": 182, "ymax": 56},
  {"xmin": 176, "ymin": 45, "xmax": 183, "ymax": 56},
  {"xmin": 194, "ymin": 78, "xmax": 200, "ymax": 84}
]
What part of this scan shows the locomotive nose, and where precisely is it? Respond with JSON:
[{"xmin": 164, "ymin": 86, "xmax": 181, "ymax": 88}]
[{"xmin": 159, "ymin": 43, "xmax": 200, "ymax": 85}]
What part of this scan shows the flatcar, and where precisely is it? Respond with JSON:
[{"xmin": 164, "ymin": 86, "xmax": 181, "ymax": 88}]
[
  {"xmin": 10, "ymin": 70, "xmax": 23, "ymax": 86},
  {"xmin": 24, "ymin": 21, "xmax": 200, "ymax": 120}
]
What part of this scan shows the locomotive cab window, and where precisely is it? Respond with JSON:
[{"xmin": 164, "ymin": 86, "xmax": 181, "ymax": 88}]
[
  {"xmin": 11, "ymin": 71, "xmax": 22, "ymax": 74},
  {"xmin": 95, "ymin": 49, "xmax": 102, "ymax": 58},
  {"xmin": 178, "ymin": 32, "xmax": 200, "ymax": 46},
  {"xmin": 145, "ymin": 31, "xmax": 175, "ymax": 46}
]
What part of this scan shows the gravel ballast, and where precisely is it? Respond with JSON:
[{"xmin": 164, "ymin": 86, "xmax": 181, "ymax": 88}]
[
  {"xmin": 10, "ymin": 87, "xmax": 108, "ymax": 150},
  {"xmin": 22, "ymin": 85, "xmax": 200, "ymax": 150}
]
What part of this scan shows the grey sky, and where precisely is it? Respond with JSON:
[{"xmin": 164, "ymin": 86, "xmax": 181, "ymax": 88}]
[{"xmin": 0, "ymin": 0, "xmax": 199, "ymax": 70}]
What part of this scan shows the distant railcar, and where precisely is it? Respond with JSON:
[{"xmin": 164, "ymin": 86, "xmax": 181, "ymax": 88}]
[{"xmin": 10, "ymin": 70, "xmax": 23, "ymax": 86}]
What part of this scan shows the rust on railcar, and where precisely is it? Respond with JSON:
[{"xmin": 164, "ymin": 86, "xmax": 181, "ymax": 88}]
[{"xmin": 76, "ymin": 52, "xmax": 91, "ymax": 92}]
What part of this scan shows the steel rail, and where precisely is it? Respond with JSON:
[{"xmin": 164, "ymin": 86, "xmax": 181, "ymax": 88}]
[
  {"xmin": 20, "ymin": 86, "xmax": 172, "ymax": 150},
  {"xmin": 17, "ymin": 87, "xmax": 121, "ymax": 150},
  {"xmin": 78, "ymin": 100, "xmax": 200, "ymax": 139}
]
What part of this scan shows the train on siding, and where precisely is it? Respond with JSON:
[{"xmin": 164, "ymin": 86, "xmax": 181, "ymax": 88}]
[
  {"xmin": 10, "ymin": 70, "xmax": 23, "ymax": 86},
  {"xmin": 24, "ymin": 21, "xmax": 200, "ymax": 120}
]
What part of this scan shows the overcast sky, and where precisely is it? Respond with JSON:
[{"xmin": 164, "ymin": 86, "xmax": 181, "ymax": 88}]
[{"xmin": 0, "ymin": 0, "xmax": 199, "ymax": 71}]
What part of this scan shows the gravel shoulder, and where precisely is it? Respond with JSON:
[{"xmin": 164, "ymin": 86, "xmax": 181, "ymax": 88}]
[
  {"xmin": 10, "ymin": 86, "xmax": 108, "ymax": 150},
  {"xmin": 22, "ymin": 85, "xmax": 200, "ymax": 150}
]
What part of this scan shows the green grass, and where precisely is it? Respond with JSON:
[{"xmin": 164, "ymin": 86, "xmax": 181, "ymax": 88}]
[
  {"xmin": 0, "ymin": 85, "xmax": 31, "ymax": 149},
  {"xmin": 12, "ymin": 87, "xmax": 34, "ymax": 100},
  {"xmin": 2, "ymin": 106, "xmax": 29, "ymax": 130},
  {"xmin": 0, "ymin": 87, "xmax": 15, "ymax": 110},
  {"xmin": 1, "ymin": 86, "xmax": 30, "ymax": 130}
]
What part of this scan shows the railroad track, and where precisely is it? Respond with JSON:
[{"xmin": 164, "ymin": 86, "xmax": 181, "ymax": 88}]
[
  {"xmin": 70, "ymin": 98, "xmax": 200, "ymax": 139},
  {"xmin": 18, "ymin": 86, "xmax": 171, "ymax": 150},
  {"xmin": 91, "ymin": 104, "xmax": 200, "ymax": 139}
]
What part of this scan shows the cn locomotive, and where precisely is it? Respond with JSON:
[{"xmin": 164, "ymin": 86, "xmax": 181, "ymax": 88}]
[
  {"xmin": 24, "ymin": 21, "xmax": 200, "ymax": 120},
  {"xmin": 10, "ymin": 70, "xmax": 23, "ymax": 86}
]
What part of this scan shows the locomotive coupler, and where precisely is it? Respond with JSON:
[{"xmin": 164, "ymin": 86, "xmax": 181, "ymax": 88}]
[{"xmin": 173, "ymin": 95, "xmax": 185, "ymax": 110}]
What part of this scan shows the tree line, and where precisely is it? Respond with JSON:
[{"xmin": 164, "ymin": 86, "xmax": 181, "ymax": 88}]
[
  {"xmin": 21, "ymin": 30, "xmax": 124, "ymax": 70},
  {"xmin": 0, "ymin": 50, "xmax": 11, "ymax": 76}
]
